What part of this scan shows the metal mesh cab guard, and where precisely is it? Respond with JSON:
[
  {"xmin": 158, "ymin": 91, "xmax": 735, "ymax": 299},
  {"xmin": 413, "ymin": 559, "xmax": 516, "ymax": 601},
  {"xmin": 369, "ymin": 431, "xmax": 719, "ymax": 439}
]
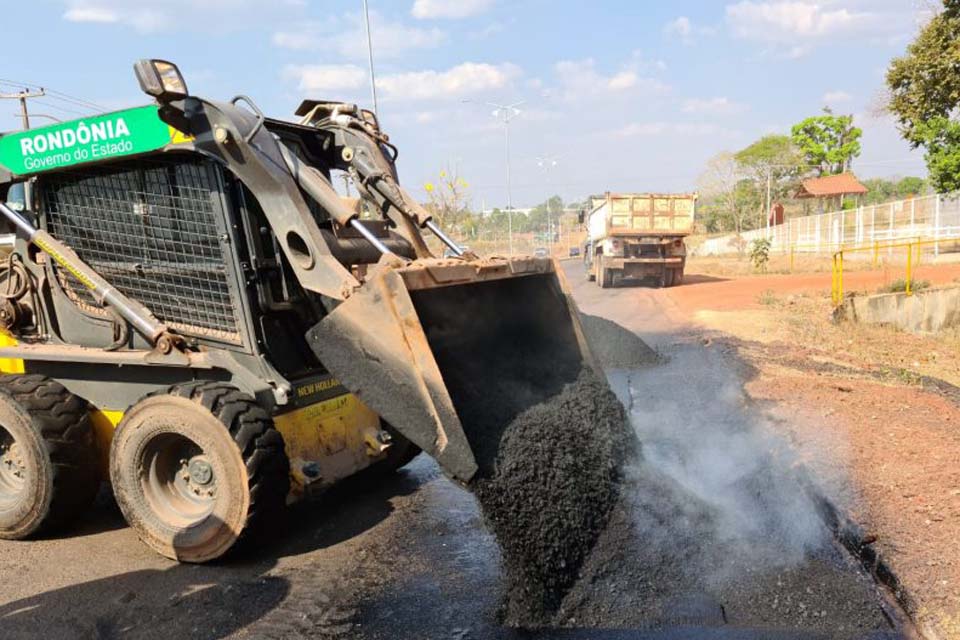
[{"xmin": 39, "ymin": 155, "xmax": 243, "ymax": 344}]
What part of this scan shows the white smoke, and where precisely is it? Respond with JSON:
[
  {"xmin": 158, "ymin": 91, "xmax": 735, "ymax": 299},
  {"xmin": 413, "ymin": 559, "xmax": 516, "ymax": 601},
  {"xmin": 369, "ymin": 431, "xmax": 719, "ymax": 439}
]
[{"xmin": 610, "ymin": 343, "xmax": 835, "ymax": 580}]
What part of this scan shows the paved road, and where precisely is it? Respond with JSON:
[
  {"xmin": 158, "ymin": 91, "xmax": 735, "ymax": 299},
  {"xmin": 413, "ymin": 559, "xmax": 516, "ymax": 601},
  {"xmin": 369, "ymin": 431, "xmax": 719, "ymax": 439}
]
[{"xmin": 0, "ymin": 262, "xmax": 909, "ymax": 639}]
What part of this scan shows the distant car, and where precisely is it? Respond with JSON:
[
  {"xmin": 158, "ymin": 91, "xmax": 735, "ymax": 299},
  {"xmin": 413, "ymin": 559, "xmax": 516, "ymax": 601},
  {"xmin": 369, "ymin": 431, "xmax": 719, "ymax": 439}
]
[
  {"xmin": 568, "ymin": 246, "xmax": 581, "ymax": 257},
  {"xmin": 533, "ymin": 247, "xmax": 549, "ymax": 258}
]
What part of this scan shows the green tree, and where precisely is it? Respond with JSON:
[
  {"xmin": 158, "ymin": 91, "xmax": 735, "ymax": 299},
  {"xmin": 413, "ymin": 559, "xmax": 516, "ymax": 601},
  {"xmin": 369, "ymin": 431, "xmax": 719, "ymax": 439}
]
[
  {"xmin": 897, "ymin": 176, "xmax": 927, "ymax": 196},
  {"xmin": 735, "ymin": 134, "xmax": 805, "ymax": 224},
  {"xmin": 526, "ymin": 195, "xmax": 564, "ymax": 241},
  {"xmin": 734, "ymin": 134, "xmax": 804, "ymax": 197},
  {"xmin": 886, "ymin": 2, "xmax": 960, "ymax": 191},
  {"xmin": 861, "ymin": 176, "xmax": 929, "ymax": 205},
  {"xmin": 749, "ymin": 238, "xmax": 771, "ymax": 272},
  {"xmin": 790, "ymin": 108, "xmax": 862, "ymax": 175}
]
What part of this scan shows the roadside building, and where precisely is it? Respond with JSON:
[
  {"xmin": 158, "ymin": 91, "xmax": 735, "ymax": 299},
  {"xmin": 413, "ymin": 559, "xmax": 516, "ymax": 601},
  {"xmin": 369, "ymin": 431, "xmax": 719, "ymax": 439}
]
[{"xmin": 796, "ymin": 172, "xmax": 868, "ymax": 213}]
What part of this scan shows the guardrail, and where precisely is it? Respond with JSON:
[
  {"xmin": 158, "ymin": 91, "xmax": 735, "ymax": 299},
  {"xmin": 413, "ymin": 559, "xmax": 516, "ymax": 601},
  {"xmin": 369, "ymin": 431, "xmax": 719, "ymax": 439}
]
[{"xmin": 830, "ymin": 237, "xmax": 942, "ymax": 306}]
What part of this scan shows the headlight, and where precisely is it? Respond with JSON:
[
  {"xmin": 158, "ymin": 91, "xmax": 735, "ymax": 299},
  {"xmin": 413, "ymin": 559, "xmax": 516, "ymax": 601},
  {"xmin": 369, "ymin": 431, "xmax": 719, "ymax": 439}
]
[{"xmin": 134, "ymin": 59, "xmax": 188, "ymax": 102}]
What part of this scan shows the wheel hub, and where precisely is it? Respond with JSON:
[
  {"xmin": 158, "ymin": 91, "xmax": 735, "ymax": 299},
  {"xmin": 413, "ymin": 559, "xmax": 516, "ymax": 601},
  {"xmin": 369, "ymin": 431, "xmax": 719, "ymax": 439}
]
[
  {"xmin": 188, "ymin": 458, "xmax": 214, "ymax": 486},
  {"xmin": 176, "ymin": 454, "xmax": 216, "ymax": 500},
  {"xmin": 0, "ymin": 430, "xmax": 26, "ymax": 495},
  {"xmin": 141, "ymin": 434, "xmax": 220, "ymax": 526}
]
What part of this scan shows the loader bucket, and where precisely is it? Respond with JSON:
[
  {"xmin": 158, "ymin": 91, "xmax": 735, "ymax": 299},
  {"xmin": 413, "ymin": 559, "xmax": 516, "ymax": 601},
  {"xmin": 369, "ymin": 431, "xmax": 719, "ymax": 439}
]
[{"xmin": 306, "ymin": 257, "xmax": 599, "ymax": 482}]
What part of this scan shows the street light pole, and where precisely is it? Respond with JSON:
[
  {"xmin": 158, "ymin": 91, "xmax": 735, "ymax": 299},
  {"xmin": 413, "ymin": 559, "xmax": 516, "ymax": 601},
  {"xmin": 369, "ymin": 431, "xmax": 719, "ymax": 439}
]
[
  {"xmin": 361, "ymin": 0, "xmax": 379, "ymax": 117},
  {"xmin": 537, "ymin": 155, "xmax": 559, "ymax": 250},
  {"xmin": 463, "ymin": 99, "xmax": 524, "ymax": 256},
  {"xmin": 503, "ymin": 112, "xmax": 514, "ymax": 255}
]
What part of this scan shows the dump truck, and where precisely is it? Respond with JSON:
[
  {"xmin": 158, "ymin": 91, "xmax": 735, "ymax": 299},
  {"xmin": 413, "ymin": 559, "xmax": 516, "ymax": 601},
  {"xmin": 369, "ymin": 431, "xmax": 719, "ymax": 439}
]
[
  {"xmin": 582, "ymin": 192, "xmax": 696, "ymax": 288},
  {"xmin": 0, "ymin": 60, "xmax": 600, "ymax": 562}
]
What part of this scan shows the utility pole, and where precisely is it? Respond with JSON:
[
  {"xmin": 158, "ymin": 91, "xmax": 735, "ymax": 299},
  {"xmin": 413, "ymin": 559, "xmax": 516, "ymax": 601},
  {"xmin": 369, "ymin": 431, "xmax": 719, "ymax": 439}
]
[{"xmin": 1, "ymin": 87, "xmax": 45, "ymax": 210}]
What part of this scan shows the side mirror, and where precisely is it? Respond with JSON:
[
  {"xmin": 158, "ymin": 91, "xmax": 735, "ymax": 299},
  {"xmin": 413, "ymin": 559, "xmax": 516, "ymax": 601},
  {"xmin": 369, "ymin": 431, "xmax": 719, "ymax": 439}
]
[{"xmin": 134, "ymin": 59, "xmax": 188, "ymax": 103}]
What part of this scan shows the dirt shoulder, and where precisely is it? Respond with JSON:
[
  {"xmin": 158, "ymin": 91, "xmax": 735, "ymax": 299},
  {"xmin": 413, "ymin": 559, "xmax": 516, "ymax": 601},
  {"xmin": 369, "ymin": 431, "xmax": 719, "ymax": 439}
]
[{"xmin": 673, "ymin": 262, "xmax": 960, "ymax": 639}]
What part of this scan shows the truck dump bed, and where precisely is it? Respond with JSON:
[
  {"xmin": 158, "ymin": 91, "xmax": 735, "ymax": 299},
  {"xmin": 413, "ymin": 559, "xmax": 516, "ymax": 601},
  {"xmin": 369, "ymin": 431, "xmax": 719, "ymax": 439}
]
[{"xmin": 588, "ymin": 193, "xmax": 696, "ymax": 238}]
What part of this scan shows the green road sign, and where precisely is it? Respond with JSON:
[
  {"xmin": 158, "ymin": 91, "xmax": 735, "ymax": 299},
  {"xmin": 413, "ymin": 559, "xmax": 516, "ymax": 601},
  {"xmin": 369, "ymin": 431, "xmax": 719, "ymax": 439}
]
[{"xmin": 0, "ymin": 105, "xmax": 179, "ymax": 176}]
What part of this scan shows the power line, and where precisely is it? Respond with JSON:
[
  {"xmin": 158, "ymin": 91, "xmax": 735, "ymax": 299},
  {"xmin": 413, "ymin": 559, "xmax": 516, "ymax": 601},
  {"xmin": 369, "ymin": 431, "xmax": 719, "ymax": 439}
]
[
  {"xmin": 0, "ymin": 78, "xmax": 107, "ymax": 112},
  {"xmin": 30, "ymin": 98, "xmax": 89, "ymax": 117}
]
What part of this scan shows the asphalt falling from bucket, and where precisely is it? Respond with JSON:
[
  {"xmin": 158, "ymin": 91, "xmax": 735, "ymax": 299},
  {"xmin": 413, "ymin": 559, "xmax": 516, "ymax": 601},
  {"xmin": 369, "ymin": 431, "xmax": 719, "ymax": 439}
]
[
  {"xmin": 409, "ymin": 277, "xmax": 637, "ymax": 626},
  {"xmin": 469, "ymin": 368, "xmax": 632, "ymax": 626}
]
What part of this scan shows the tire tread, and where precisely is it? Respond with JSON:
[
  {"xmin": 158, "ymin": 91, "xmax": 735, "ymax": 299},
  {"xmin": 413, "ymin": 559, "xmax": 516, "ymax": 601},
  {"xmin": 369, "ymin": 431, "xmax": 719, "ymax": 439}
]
[{"xmin": 0, "ymin": 374, "xmax": 99, "ymax": 536}]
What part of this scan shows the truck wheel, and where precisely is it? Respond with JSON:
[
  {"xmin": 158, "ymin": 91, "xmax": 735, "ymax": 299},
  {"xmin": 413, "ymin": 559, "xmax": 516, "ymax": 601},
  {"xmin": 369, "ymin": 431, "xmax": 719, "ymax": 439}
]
[
  {"xmin": 0, "ymin": 374, "xmax": 99, "ymax": 539},
  {"xmin": 110, "ymin": 382, "xmax": 289, "ymax": 563},
  {"xmin": 674, "ymin": 269, "xmax": 684, "ymax": 286}
]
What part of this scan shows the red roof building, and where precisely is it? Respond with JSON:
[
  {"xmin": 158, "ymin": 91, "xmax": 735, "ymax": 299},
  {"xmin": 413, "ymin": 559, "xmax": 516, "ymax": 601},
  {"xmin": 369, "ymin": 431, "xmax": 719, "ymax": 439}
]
[
  {"xmin": 796, "ymin": 173, "xmax": 868, "ymax": 199},
  {"xmin": 796, "ymin": 173, "xmax": 868, "ymax": 213}
]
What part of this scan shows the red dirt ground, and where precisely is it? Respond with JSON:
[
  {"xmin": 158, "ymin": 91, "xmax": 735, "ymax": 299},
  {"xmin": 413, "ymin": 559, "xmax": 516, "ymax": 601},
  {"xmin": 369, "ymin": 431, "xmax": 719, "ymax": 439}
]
[
  {"xmin": 664, "ymin": 263, "xmax": 960, "ymax": 639},
  {"xmin": 670, "ymin": 263, "xmax": 960, "ymax": 314}
]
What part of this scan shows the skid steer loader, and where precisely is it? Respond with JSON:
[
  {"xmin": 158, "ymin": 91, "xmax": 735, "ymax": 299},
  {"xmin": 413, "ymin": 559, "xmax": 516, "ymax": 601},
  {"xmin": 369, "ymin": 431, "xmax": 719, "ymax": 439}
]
[{"xmin": 0, "ymin": 60, "xmax": 600, "ymax": 562}]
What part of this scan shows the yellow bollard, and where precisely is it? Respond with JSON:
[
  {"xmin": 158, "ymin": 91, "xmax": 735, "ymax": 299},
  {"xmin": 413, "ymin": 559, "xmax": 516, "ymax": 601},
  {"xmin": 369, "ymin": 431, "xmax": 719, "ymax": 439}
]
[
  {"xmin": 906, "ymin": 242, "xmax": 913, "ymax": 296},
  {"xmin": 790, "ymin": 245, "xmax": 795, "ymax": 272}
]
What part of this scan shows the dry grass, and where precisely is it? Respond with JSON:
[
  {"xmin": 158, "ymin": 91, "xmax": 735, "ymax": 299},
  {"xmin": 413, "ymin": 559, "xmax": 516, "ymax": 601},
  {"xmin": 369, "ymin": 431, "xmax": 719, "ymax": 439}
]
[{"xmin": 695, "ymin": 291, "xmax": 960, "ymax": 389}]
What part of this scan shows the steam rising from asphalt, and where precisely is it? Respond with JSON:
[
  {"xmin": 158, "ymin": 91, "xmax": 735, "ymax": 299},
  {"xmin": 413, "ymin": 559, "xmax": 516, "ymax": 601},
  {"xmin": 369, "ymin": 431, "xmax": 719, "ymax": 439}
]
[{"xmin": 611, "ymin": 344, "xmax": 830, "ymax": 580}]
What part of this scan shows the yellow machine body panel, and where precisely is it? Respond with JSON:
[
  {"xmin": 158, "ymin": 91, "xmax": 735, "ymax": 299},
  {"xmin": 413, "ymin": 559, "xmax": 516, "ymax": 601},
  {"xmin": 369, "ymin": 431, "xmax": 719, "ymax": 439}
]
[
  {"xmin": 0, "ymin": 331, "xmax": 24, "ymax": 374},
  {"xmin": 0, "ymin": 332, "xmax": 385, "ymax": 501},
  {"xmin": 274, "ymin": 383, "xmax": 385, "ymax": 500},
  {"xmin": 89, "ymin": 409, "xmax": 124, "ymax": 477}
]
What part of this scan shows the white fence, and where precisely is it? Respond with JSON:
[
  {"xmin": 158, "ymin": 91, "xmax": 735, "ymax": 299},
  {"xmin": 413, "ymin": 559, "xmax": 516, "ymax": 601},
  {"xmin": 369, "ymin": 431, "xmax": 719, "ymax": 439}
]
[{"xmin": 697, "ymin": 193, "xmax": 960, "ymax": 257}]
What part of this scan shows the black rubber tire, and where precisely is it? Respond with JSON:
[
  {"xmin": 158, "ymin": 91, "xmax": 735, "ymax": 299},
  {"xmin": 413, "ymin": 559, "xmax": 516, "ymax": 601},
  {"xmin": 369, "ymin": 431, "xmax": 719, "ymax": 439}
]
[
  {"xmin": 110, "ymin": 382, "xmax": 289, "ymax": 563},
  {"xmin": 0, "ymin": 374, "xmax": 99, "ymax": 539},
  {"xmin": 674, "ymin": 268, "xmax": 684, "ymax": 286}
]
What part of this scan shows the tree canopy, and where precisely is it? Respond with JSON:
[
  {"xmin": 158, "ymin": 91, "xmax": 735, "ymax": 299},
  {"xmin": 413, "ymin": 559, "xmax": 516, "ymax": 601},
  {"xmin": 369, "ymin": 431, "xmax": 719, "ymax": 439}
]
[
  {"xmin": 734, "ymin": 134, "xmax": 805, "ymax": 199},
  {"xmin": 861, "ymin": 176, "xmax": 928, "ymax": 205},
  {"xmin": 886, "ymin": 1, "xmax": 960, "ymax": 191},
  {"xmin": 790, "ymin": 108, "xmax": 862, "ymax": 176}
]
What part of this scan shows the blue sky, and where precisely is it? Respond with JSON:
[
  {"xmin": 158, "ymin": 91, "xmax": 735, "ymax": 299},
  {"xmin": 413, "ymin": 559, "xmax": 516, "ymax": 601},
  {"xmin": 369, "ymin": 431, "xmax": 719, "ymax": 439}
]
[{"xmin": 1, "ymin": 0, "xmax": 931, "ymax": 207}]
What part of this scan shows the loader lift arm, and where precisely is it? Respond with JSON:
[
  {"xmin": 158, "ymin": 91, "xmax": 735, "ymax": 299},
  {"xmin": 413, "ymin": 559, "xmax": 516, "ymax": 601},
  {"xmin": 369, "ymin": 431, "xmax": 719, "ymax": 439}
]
[{"xmin": 292, "ymin": 101, "xmax": 466, "ymax": 259}]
